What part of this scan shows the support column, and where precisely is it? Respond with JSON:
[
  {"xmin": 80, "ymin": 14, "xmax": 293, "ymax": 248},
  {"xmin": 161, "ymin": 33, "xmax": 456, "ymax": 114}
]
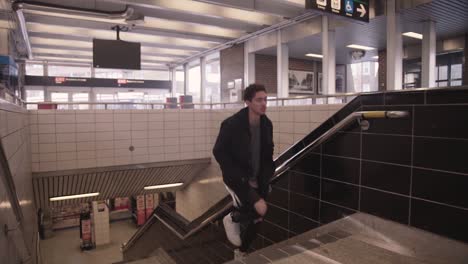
[
  {"xmin": 421, "ymin": 20, "xmax": 436, "ymax": 88},
  {"xmin": 43, "ymin": 86, "xmax": 50, "ymax": 101},
  {"xmin": 170, "ymin": 67, "xmax": 177, "ymax": 97},
  {"xmin": 386, "ymin": 0, "xmax": 403, "ymax": 90},
  {"xmin": 244, "ymin": 41, "xmax": 256, "ymax": 86},
  {"xmin": 44, "ymin": 61, "xmax": 48, "ymax": 76},
  {"xmin": 200, "ymin": 56, "xmax": 206, "ymax": 103},
  {"xmin": 89, "ymin": 87, "xmax": 96, "ymax": 109},
  {"xmin": 322, "ymin": 16, "xmax": 336, "ymax": 95},
  {"xmin": 277, "ymin": 30, "xmax": 289, "ymax": 98},
  {"xmin": 183, "ymin": 63, "xmax": 189, "ymax": 95}
]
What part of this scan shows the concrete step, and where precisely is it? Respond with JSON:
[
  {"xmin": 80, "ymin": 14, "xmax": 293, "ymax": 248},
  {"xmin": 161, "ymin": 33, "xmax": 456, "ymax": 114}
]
[
  {"xmin": 225, "ymin": 213, "xmax": 468, "ymax": 264},
  {"xmin": 114, "ymin": 255, "xmax": 164, "ymax": 264},
  {"xmin": 149, "ymin": 248, "xmax": 177, "ymax": 264}
]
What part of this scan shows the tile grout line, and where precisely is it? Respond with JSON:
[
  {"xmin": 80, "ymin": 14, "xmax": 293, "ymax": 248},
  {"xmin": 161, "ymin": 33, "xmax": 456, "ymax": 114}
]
[
  {"xmin": 306, "ymin": 153, "xmax": 468, "ymax": 177},
  {"xmin": 278, "ymin": 171, "xmax": 468, "ymax": 212},
  {"xmin": 318, "ymin": 144, "xmax": 322, "ymax": 224},
  {"xmin": 408, "ymin": 105, "xmax": 415, "ymax": 226},
  {"xmin": 358, "ymin": 104, "xmax": 363, "ymax": 212}
]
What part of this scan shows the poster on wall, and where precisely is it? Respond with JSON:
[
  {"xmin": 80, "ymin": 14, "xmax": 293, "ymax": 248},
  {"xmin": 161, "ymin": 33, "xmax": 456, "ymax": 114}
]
[{"xmin": 289, "ymin": 70, "xmax": 315, "ymax": 94}]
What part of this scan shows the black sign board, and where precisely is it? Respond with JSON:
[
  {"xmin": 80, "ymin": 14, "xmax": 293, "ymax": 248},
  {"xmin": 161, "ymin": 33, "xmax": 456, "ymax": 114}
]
[
  {"xmin": 306, "ymin": 0, "xmax": 369, "ymax": 23},
  {"xmin": 25, "ymin": 76, "xmax": 171, "ymax": 89}
]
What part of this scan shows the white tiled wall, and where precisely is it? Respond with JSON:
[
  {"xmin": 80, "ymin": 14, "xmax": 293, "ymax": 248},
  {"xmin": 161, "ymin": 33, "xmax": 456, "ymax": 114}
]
[
  {"xmin": 269, "ymin": 104, "xmax": 343, "ymax": 157},
  {"xmin": 29, "ymin": 109, "xmax": 212, "ymax": 172},
  {"xmin": 29, "ymin": 105, "xmax": 343, "ymax": 173},
  {"xmin": 0, "ymin": 99, "xmax": 35, "ymax": 262}
]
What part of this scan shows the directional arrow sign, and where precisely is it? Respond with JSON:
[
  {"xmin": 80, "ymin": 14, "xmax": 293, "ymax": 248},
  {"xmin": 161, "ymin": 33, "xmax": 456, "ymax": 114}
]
[
  {"xmin": 306, "ymin": 0, "xmax": 370, "ymax": 23},
  {"xmin": 357, "ymin": 3, "xmax": 366, "ymax": 17}
]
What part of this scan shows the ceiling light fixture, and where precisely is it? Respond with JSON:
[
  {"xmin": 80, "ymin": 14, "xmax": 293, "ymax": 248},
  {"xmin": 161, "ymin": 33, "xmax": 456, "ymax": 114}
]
[
  {"xmin": 144, "ymin": 183, "xmax": 184, "ymax": 190},
  {"xmin": 50, "ymin": 192, "xmax": 99, "ymax": 201},
  {"xmin": 305, "ymin": 53, "xmax": 323, "ymax": 58},
  {"xmin": 346, "ymin": 44, "xmax": 375, "ymax": 51},
  {"xmin": 372, "ymin": 56, "xmax": 379, "ymax": 59},
  {"xmin": 402, "ymin": 32, "xmax": 423, "ymax": 39}
]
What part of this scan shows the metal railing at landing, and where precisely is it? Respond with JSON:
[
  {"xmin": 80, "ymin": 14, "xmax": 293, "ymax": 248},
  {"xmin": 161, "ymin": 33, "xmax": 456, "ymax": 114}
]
[
  {"xmin": 24, "ymin": 92, "xmax": 360, "ymax": 110},
  {"xmin": 0, "ymin": 87, "xmax": 26, "ymax": 107}
]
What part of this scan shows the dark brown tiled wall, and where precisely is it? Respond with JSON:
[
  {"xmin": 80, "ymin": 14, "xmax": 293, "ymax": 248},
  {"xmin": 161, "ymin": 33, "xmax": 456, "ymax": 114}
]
[
  {"xmin": 378, "ymin": 50, "xmax": 387, "ymax": 91},
  {"xmin": 255, "ymin": 54, "xmax": 277, "ymax": 94},
  {"xmin": 252, "ymin": 88, "xmax": 468, "ymax": 250},
  {"xmin": 220, "ymin": 44, "xmax": 244, "ymax": 102}
]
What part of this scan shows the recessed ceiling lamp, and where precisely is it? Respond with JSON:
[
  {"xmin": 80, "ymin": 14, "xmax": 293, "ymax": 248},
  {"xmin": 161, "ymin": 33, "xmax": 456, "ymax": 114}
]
[
  {"xmin": 402, "ymin": 32, "xmax": 423, "ymax": 39},
  {"xmin": 50, "ymin": 192, "xmax": 99, "ymax": 201},
  {"xmin": 305, "ymin": 53, "xmax": 323, "ymax": 58},
  {"xmin": 346, "ymin": 44, "xmax": 375, "ymax": 51},
  {"xmin": 144, "ymin": 183, "xmax": 184, "ymax": 190}
]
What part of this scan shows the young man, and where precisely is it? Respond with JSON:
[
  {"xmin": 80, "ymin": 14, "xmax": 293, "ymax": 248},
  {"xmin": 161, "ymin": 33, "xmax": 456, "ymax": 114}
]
[{"xmin": 213, "ymin": 84, "xmax": 275, "ymax": 258}]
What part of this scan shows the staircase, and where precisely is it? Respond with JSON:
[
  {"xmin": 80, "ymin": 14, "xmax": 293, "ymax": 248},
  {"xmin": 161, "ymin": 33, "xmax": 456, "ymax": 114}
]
[{"xmin": 226, "ymin": 213, "xmax": 468, "ymax": 264}]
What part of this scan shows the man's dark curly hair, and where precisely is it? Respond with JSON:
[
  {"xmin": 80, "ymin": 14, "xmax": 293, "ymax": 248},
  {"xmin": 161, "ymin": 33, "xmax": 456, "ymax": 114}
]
[{"xmin": 243, "ymin": 83, "xmax": 266, "ymax": 102}]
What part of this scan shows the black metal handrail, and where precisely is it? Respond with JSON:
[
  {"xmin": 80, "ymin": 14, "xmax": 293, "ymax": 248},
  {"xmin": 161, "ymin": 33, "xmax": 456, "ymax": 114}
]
[{"xmin": 122, "ymin": 109, "xmax": 409, "ymax": 253}]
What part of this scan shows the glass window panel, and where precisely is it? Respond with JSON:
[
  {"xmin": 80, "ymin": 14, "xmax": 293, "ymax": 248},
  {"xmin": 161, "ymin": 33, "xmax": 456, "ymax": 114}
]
[
  {"xmin": 51, "ymin": 92, "xmax": 68, "ymax": 102},
  {"xmin": 48, "ymin": 65, "xmax": 91, "ymax": 77},
  {"xmin": 72, "ymin": 92, "xmax": 89, "ymax": 110},
  {"xmin": 51, "ymin": 92, "xmax": 69, "ymax": 109},
  {"xmin": 94, "ymin": 68, "xmax": 124, "ymax": 79},
  {"xmin": 188, "ymin": 66, "xmax": 201, "ymax": 103},
  {"xmin": 26, "ymin": 90, "xmax": 44, "ymax": 109},
  {"xmin": 175, "ymin": 70, "xmax": 185, "ymax": 97},
  {"xmin": 451, "ymin": 64, "xmax": 462, "ymax": 79},
  {"xmin": 362, "ymin": 62, "xmax": 370, "ymax": 75},
  {"xmin": 72, "ymin": 93, "xmax": 88, "ymax": 102},
  {"xmin": 94, "ymin": 69, "xmax": 169, "ymax": 80},
  {"xmin": 205, "ymin": 60, "xmax": 220, "ymax": 103},
  {"xmin": 437, "ymin": 81, "xmax": 448, "ymax": 87},
  {"xmin": 348, "ymin": 61, "xmax": 378, "ymax": 93},
  {"xmin": 96, "ymin": 94, "xmax": 116, "ymax": 101},
  {"xmin": 117, "ymin": 92, "xmax": 144, "ymax": 101},
  {"xmin": 438, "ymin": 65, "xmax": 448, "ymax": 80},
  {"xmin": 450, "ymin": 80, "xmax": 462, "ymax": 86},
  {"xmin": 26, "ymin": 90, "xmax": 44, "ymax": 102},
  {"xmin": 362, "ymin": 84, "xmax": 370, "ymax": 92},
  {"xmin": 25, "ymin": 63, "xmax": 44, "ymax": 76}
]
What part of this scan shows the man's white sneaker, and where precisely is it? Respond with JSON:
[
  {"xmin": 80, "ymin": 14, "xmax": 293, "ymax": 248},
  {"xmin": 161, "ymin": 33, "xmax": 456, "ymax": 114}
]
[
  {"xmin": 234, "ymin": 249, "xmax": 247, "ymax": 260},
  {"xmin": 223, "ymin": 213, "xmax": 241, "ymax": 247}
]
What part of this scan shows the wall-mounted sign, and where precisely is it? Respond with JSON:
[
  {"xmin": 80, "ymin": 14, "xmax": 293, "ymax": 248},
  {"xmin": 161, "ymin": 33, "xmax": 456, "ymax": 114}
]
[
  {"xmin": 26, "ymin": 76, "xmax": 171, "ymax": 89},
  {"xmin": 306, "ymin": 0, "xmax": 369, "ymax": 23}
]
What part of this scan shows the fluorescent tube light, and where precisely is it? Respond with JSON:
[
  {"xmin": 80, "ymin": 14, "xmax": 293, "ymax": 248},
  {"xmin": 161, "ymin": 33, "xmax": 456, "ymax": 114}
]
[
  {"xmin": 372, "ymin": 56, "xmax": 379, "ymax": 59},
  {"xmin": 50, "ymin": 192, "xmax": 99, "ymax": 201},
  {"xmin": 144, "ymin": 183, "xmax": 184, "ymax": 190},
  {"xmin": 305, "ymin": 53, "xmax": 323, "ymax": 58},
  {"xmin": 402, "ymin": 32, "xmax": 423, "ymax": 39},
  {"xmin": 346, "ymin": 44, "xmax": 375, "ymax": 51}
]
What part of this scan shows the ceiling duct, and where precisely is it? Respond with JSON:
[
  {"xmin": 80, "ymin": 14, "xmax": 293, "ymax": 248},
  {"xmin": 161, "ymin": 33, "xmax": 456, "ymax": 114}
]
[{"xmin": 11, "ymin": 0, "xmax": 140, "ymax": 59}]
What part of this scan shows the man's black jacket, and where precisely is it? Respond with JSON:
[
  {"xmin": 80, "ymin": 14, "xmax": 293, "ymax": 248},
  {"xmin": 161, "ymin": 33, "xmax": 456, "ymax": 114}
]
[{"xmin": 213, "ymin": 107, "xmax": 275, "ymax": 206}]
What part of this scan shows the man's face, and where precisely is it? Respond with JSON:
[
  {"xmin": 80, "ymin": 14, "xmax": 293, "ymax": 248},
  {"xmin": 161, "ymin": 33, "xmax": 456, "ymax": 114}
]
[{"xmin": 246, "ymin": 91, "xmax": 267, "ymax": 116}]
